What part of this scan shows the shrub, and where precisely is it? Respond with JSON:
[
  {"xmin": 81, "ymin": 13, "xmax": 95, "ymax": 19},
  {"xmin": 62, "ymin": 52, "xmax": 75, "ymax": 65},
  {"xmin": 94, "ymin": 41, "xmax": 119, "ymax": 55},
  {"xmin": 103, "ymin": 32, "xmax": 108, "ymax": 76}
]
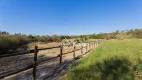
[{"xmin": 0, "ymin": 35, "xmax": 30, "ymax": 54}]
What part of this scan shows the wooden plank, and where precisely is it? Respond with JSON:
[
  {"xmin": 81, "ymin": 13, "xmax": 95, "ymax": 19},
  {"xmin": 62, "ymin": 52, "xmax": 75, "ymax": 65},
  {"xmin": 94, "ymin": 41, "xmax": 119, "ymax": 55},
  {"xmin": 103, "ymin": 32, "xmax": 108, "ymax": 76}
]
[
  {"xmin": 73, "ymin": 46, "xmax": 76, "ymax": 59},
  {"xmin": 62, "ymin": 47, "xmax": 82, "ymax": 55},
  {"xmin": 74, "ymin": 48, "xmax": 82, "ymax": 51},
  {"xmin": 59, "ymin": 45, "xmax": 63, "ymax": 64},
  {"xmin": 0, "ymin": 50, "xmax": 33, "ymax": 58},
  {"xmin": 86, "ymin": 45, "xmax": 88, "ymax": 52},
  {"xmin": 81, "ymin": 46, "xmax": 83, "ymax": 54},
  {"xmin": 0, "ymin": 46, "xmax": 60, "ymax": 58},
  {"xmin": 38, "ymin": 46, "xmax": 60, "ymax": 50},
  {"xmin": 89, "ymin": 43, "xmax": 90, "ymax": 50},
  {"xmin": 33, "ymin": 46, "xmax": 38, "ymax": 80},
  {"xmin": 62, "ymin": 50, "xmax": 74, "ymax": 55}
]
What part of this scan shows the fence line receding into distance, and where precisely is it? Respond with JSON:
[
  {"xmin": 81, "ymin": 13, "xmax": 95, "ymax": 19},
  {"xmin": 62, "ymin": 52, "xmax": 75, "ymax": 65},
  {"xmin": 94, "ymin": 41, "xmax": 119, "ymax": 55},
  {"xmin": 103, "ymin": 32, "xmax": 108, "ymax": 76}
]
[{"xmin": 0, "ymin": 40, "xmax": 102, "ymax": 80}]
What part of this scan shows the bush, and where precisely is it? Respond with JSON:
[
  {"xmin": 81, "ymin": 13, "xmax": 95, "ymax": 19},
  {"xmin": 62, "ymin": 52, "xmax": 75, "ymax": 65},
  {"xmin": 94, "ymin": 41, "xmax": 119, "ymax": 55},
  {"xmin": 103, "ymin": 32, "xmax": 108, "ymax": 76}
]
[{"xmin": 0, "ymin": 35, "xmax": 30, "ymax": 54}]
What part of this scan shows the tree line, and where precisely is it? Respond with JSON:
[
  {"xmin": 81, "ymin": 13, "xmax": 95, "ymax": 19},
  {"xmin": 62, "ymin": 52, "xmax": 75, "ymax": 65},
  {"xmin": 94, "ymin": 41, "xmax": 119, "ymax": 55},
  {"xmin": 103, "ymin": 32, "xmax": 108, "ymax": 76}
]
[
  {"xmin": 0, "ymin": 31, "xmax": 72, "ymax": 53},
  {"xmin": 0, "ymin": 28, "xmax": 142, "ymax": 53},
  {"xmin": 74, "ymin": 28, "xmax": 142, "ymax": 40}
]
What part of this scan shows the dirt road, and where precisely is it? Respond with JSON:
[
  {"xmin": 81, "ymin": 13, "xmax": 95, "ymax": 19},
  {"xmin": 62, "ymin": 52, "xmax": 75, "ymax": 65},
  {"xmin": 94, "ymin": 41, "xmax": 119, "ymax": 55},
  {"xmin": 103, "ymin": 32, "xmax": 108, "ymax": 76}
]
[{"xmin": 0, "ymin": 44, "xmax": 97, "ymax": 80}]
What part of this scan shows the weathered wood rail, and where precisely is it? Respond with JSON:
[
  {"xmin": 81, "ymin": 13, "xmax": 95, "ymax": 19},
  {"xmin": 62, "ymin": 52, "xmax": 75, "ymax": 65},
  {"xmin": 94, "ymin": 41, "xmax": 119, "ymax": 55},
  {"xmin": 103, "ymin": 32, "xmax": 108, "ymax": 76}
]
[{"xmin": 0, "ymin": 40, "xmax": 102, "ymax": 80}]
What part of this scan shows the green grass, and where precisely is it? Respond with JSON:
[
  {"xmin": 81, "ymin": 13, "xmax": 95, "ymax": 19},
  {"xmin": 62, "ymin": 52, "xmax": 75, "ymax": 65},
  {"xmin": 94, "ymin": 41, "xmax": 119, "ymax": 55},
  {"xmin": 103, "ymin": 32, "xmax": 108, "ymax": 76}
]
[{"xmin": 65, "ymin": 39, "xmax": 142, "ymax": 80}]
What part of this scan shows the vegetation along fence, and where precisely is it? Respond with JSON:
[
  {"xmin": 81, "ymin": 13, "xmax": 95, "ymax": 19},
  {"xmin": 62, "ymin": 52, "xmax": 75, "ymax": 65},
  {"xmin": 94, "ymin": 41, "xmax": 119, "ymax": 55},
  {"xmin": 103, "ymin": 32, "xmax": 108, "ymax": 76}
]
[{"xmin": 0, "ymin": 40, "xmax": 102, "ymax": 80}]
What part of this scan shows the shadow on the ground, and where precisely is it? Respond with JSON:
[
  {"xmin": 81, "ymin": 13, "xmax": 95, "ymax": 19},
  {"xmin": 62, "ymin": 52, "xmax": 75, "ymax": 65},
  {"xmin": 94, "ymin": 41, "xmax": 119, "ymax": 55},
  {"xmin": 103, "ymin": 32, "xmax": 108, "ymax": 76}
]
[
  {"xmin": 69, "ymin": 56, "xmax": 135, "ymax": 80},
  {"xmin": 0, "ymin": 54, "xmax": 60, "ymax": 80},
  {"xmin": 0, "ymin": 52, "xmax": 86, "ymax": 80},
  {"xmin": 0, "ymin": 47, "xmax": 93, "ymax": 80}
]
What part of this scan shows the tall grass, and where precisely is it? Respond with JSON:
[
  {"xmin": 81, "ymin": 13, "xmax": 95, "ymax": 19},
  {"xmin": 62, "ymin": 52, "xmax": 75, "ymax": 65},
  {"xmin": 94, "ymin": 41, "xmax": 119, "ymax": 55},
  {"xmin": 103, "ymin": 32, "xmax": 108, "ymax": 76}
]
[{"xmin": 65, "ymin": 39, "xmax": 142, "ymax": 80}]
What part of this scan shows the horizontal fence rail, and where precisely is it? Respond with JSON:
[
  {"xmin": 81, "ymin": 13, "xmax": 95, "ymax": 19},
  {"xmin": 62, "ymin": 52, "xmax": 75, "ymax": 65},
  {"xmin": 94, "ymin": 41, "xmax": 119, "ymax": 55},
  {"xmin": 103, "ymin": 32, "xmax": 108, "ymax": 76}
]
[
  {"xmin": 0, "ymin": 40, "xmax": 103, "ymax": 80},
  {"xmin": 38, "ymin": 46, "xmax": 61, "ymax": 50},
  {"xmin": 0, "ymin": 50, "xmax": 34, "ymax": 58}
]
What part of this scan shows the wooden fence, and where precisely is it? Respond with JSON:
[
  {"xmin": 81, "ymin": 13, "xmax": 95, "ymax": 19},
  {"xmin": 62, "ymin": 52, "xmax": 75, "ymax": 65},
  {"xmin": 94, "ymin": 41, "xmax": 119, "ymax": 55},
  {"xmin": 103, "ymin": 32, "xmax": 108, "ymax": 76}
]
[{"xmin": 0, "ymin": 41, "xmax": 102, "ymax": 80}]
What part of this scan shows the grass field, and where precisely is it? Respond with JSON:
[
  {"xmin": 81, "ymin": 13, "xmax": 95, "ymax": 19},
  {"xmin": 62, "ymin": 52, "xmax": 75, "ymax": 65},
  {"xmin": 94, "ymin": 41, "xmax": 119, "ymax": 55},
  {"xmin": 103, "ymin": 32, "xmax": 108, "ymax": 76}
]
[{"xmin": 65, "ymin": 39, "xmax": 142, "ymax": 80}]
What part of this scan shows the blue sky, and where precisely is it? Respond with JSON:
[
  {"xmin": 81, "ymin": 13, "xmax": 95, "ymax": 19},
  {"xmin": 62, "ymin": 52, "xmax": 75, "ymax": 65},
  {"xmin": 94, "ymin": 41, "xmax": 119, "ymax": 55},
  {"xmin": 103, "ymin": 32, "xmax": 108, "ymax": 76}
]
[{"xmin": 0, "ymin": 0, "xmax": 142, "ymax": 35}]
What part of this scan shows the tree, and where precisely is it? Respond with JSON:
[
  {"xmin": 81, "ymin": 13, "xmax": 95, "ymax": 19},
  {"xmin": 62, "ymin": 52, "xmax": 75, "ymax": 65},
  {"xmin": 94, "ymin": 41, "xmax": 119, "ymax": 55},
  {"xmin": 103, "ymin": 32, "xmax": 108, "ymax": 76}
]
[{"xmin": 28, "ymin": 35, "xmax": 37, "ymax": 42}]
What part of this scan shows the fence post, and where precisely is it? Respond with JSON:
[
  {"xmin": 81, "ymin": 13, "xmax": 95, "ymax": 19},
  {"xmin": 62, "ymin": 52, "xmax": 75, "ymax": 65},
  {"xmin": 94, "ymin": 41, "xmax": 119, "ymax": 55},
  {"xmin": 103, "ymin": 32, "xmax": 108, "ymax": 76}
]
[
  {"xmin": 81, "ymin": 45, "xmax": 83, "ymax": 54},
  {"xmin": 91, "ymin": 43, "xmax": 92, "ymax": 50},
  {"xmin": 90, "ymin": 43, "xmax": 92, "ymax": 50},
  {"xmin": 73, "ymin": 45, "xmax": 76, "ymax": 59},
  {"xmin": 86, "ymin": 44, "xmax": 88, "ymax": 53},
  {"xmin": 89, "ymin": 43, "xmax": 90, "ymax": 50},
  {"xmin": 33, "ymin": 46, "xmax": 38, "ymax": 80},
  {"xmin": 94, "ymin": 42, "xmax": 95, "ymax": 48},
  {"xmin": 92, "ymin": 43, "xmax": 93, "ymax": 49},
  {"xmin": 60, "ymin": 45, "xmax": 63, "ymax": 64}
]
